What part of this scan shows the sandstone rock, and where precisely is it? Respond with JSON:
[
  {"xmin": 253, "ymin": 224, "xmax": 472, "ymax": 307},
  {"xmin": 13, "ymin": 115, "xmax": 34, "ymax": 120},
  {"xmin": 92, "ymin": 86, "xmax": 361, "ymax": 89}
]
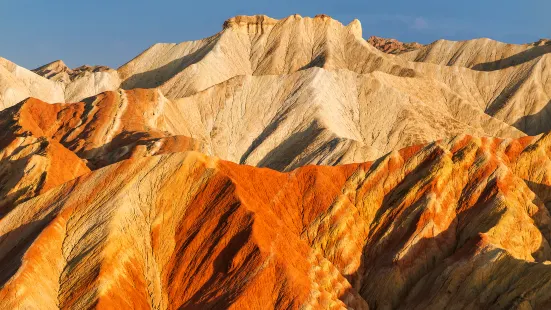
[
  {"xmin": 2, "ymin": 133, "xmax": 551, "ymax": 308},
  {"xmin": 5, "ymin": 14, "xmax": 551, "ymax": 140},
  {"xmin": 173, "ymin": 67, "xmax": 522, "ymax": 170},
  {"xmin": 116, "ymin": 15, "xmax": 551, "ymax": 138},
  {"xmin": 400, "ymin": 37, "xmax": 551, "ymax": 70},
  {"xmin": 0, "ymin": 57, "xmax": 64, "ymax": 110},
  {"xmin": 33, "ymin": 60, "xmax": 121, "ymax": 102},
  {"xmin": 1, "ymin": 14, "xmax": 551, "ymax": 309},
  {"xmin": 0, "ymin": 88, "xmax": 203, "ymax": 170},
  {"xmin": 367, "ymin": 36, "xmax": 423, "ymax": 54}
]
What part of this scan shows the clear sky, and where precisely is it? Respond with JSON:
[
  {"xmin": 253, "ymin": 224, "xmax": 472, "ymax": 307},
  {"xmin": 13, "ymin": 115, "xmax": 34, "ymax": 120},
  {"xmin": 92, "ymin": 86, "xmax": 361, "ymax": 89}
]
[{"xmin": 1, "ymin": 0, "xmax": 549, "ymax": 69}]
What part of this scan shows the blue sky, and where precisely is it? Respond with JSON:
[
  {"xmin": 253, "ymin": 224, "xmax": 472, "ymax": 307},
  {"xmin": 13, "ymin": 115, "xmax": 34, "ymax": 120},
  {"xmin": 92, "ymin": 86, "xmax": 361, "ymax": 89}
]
[{"xmin": 1, "ymin": 0, "xmax": 549, "ymax": 69}]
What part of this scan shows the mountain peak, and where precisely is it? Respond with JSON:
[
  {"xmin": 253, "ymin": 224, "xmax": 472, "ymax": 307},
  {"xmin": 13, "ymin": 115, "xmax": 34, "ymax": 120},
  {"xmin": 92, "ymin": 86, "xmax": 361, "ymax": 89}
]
[
  {"xmin": 223, "ymin": 15, "xmax": 279, "ymax": 29},
  {"xmin": 222, "ymin": 14, "xmax": 362, "ymax": 37},
  {"xmin": 367, "ymin": 36, "xmax": 423, "ymax": 54},
  {"xmin": 32, "ymin": 60, "xmax": 113, "ymax": 85}
]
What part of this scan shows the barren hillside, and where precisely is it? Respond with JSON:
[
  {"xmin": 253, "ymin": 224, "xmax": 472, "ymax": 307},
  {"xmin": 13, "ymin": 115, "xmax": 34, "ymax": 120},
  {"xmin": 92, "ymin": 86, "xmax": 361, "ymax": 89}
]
[{"xmin": 1, "ymin": 14, "xmax": 551, "ymax": 309}]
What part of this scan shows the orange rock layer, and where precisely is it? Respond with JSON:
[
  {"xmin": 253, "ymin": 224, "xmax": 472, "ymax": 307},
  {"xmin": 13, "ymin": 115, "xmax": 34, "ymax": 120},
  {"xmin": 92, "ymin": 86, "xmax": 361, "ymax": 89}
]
[
  {"xmin": 0, "ymin": 88, "xmax": 202, "ymax": 216},
  {"xmin": 2, "ymin": 131, "xmax": 551, "ymax": 308}
]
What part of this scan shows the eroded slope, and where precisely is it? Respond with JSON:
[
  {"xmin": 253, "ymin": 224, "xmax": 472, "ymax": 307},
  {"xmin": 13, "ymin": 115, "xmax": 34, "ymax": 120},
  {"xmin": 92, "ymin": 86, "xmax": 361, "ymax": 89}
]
[{"xmin": 3, "ymin": 132, "xmax": 551, "ymax": 308}]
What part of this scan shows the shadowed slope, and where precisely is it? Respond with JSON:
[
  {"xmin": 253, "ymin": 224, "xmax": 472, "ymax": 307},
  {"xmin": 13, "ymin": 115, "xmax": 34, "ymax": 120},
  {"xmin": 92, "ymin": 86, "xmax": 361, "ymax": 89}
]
[{"xmin": 173, "ymin": 67, "xmax": 523, "ymax": 169}]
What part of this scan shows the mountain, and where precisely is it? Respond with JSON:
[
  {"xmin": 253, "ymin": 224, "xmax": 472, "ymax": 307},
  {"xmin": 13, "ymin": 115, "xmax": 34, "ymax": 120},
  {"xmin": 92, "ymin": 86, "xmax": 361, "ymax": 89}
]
[
  {"xmin": 7, "ymin": 15, "xmax": 551, "ymax": 141},
  {"xmin": 0, "ymin": 73, "xmax": 524, "ymax": 173},
  {"xmin": 398, "ymin": 37, "xmax": 551, "ymax": 135},
  {"xmin": 15, "ymin": 14, "xmax": 538, "ymax": 170},
  {"xmin": 32, "ymin": 60, "xmax": 112, "ymax": 84},
  {"xmin": 26, "ymin": 15, "xmax": 551, "ymax": 139},
  {"xmin": 115, "ymin": 15, "xmax": 551, "ymax": 139},
  {"xmin": 1, "ymin": 14, "xmax": 551, "ymax": 309},
  {"xmin": 0, "ymin": 88, "xmax": 203, "ymax": 213},
  {"xmin": 175, "ymin": 67, "xmax": 522, "ymax": 169}
]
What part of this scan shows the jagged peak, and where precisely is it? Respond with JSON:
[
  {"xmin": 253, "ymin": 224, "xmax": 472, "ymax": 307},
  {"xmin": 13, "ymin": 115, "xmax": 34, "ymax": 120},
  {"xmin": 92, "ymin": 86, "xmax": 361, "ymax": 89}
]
[
  {"xmin": 533, "ymin": 38, "xmax": 551, "ymax": 47},
  {"xmin": 222, "ymin": 14, "xmax": 363, "ymax": 37},
  {"xmin": 32, "ymin": 59, "xmax": 70, "ymax": 73},
  {"xmin": 31, "ymin": 59, "xmax": 113, "ymax": 83},
  {"xmin": 346, "ymin": 18, "xmax": 362, "ymax": 38},
  {"xmin": 368, "ymin": 36, "xmax": 423, "ymax": 54},
  {"xmin": 223, "ymin": 15, "xmax": 279, "ymax": 29}
]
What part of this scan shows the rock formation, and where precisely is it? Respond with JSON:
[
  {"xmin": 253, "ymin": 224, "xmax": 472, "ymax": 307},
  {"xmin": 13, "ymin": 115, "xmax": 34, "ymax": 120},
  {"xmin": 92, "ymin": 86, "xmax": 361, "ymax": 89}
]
[
  {"xmin": 367, "ymin": 36, "xmax": 423, "ymax": 54},
  {"xmin": 32, "ymin": 60, "xmax": 121, "ymax": 103},
  {"xmin": 33, "ymin": 60, "xmax": 112, "ymax": 84},
  {"xmin": 3, "ymin": 133, "xmax": 551, "ymax": 308},
  {"xmin": 5, "ymin": 14, "xmax": 551, "ymax": 139},
  {"xmin": 0, "ymin": 14, "xmax": 551, "ymax": 309},
  {"xmin": 399, "ymin": 37, "xmax": 551, "ymax": 70},
  {"xmin": 0, "ymin": 57, "xmax": 64, "ymax": 110}
]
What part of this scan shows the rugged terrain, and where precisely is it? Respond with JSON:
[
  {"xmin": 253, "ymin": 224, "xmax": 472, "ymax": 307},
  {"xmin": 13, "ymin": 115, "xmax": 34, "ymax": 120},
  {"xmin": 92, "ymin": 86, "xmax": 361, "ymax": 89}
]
[
  {"xmin": 367, "ymin": 36, "xmax": 423, "ymax": 54},
  {"xmin": 4, "ymin": 131, "xmax": 551, "ymax": 309},
  {"xmin": 0, "ymin": 14, "xmax": 551, "ymax": 309}
]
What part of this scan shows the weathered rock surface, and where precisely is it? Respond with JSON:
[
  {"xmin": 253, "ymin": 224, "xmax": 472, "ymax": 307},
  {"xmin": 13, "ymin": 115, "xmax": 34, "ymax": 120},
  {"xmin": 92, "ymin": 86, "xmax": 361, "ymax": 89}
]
[
  {"xmin": 367, "ymin": 36, "xmax": 423, "ymax": 54},
  {"xmin": 3, "ymin": 77, "xmax": 523, "ymax": 173},
  {"xmin": 174, "ymin": 67, "xmax": 522, "ymax": 169},
  {"xmin": 116, "ymin": 15, "xmax": 551, "ymax": 138},
  {"xmin": 1, "ymin": 14, "xmax": 551, "ymax": 310},
  {"xmin": 6, "ymin": 14, "xmax": 551, "ymax": 141},
  {"xmin": 0, "ymin": 88, "xmax": 203, "ymax": 169},
  {"xmin": 3, "ymin": 133, "xmax": 551, "ymax": 308},
  {"xmin": 0, "ymin": 57, "xmax": 65, "ymax": 110},
  {"xmin": 32, "ymin": 60, "xmax": 121, "ymax": 103},
  {"xmin": 33, "ymin": 60, "xmax": 112, "ymax": 84},
  {"xmin": 400, "ymin": 37, "xmax": 551, "ymax": 70}
]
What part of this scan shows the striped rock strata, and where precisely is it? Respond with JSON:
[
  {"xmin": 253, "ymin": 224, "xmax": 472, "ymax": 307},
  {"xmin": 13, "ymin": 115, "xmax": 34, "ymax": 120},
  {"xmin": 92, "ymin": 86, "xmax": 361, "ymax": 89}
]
[{"xmin": 2, "ymin": 132, "xmax": 551, "ymax": 308}]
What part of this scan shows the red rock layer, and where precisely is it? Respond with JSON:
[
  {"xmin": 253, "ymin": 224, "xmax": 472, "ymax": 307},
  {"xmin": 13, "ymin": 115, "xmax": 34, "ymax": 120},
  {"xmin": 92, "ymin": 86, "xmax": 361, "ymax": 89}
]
[
  {"xmin": 2, "ymin": 133, "xmax": 551, "ymax": 308},
  {"xmin": 367, "ymin": 36, "xmax": 423, "ymax": 54}
]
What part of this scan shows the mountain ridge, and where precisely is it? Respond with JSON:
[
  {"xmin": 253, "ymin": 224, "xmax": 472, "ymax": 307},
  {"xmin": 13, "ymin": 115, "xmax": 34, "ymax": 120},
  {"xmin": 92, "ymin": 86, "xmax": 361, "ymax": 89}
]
[{"xmin": 1, "ymin": 14, "xmax": 551, "ymax": 309}]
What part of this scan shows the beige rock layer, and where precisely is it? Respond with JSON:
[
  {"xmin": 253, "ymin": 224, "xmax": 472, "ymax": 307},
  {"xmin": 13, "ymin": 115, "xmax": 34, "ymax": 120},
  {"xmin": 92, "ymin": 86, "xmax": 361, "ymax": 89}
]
[
  {"xmin": 0, "ymin": 58, "xmax": 64, "ymax": 110},
  {"xmin": 9, "ymin": 14, "xmax": 551, "ymax": 141},
  {"xmin": 32, "ymin": 60, "xmax": 122, "ymax": 103},
  {"xmin": 400, "ymin": 37, "xmax": 551, "ymax": 70},
  {"xmin": 116, "ymin": 15, "xmax": 551, "ymax": 138},
  {"xmin": 174, "ymin": 67, "xmax": 522, "ymax": 170}
]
